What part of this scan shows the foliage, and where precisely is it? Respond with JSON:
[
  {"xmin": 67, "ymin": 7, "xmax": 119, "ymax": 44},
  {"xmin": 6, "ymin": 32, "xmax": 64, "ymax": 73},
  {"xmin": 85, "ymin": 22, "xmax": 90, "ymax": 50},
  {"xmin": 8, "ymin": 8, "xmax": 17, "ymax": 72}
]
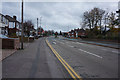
[{"xmin": 81, "ymin": 7, "xmax": 119, "ymax": 40}]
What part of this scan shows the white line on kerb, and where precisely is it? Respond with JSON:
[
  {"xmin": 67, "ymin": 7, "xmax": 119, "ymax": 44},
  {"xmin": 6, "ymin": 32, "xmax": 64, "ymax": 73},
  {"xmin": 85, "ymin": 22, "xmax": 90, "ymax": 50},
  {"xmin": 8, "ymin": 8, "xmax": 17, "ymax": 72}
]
[{"xmin": 78, "ymin": 49, "xmax": 103, "ymax": 58}]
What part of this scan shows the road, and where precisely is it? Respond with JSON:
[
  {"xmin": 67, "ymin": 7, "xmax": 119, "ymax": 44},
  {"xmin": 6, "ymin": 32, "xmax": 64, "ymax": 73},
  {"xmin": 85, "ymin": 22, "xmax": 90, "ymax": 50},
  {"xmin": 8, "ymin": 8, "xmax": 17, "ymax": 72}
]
[
  {"xmin": 2, "ymin": 38, "xmax": 70, "ymax": 78},
  {"xmin": 2, "ymin": 36, "xmax": 119, "ymax": 79},
  {"xmin": 47, "ymin": 36, "xmax": 119, "ymax": 78}
]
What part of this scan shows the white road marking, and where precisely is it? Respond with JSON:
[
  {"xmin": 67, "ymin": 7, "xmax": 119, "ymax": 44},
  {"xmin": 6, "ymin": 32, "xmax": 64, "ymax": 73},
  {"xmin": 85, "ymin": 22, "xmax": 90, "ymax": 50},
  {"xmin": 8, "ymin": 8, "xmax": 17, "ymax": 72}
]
[
  {"xmin": 102, "ymin": 49, "xmax": 119, "ymax": 54},
  {"xmin": 102, "ymin": 49, "xmax": 108, "ymax": 51},
  {"xmin": 68, "ymin": 45, "xmax": 74, "ymax": 48},
  {"xmin": 66, "ymin": 42, "xmax": 69, "ymax": 43},
  {"xmin": 60, "ymin": 42, "xmax": 64, "ymax": 44},
  {"xmin": 112, "ymin": 51, "xmax": 119, "ymax": 54},
  {"xmin": 72, "ymin": 42, "xmax": 75, "ymax": 43},
  {"xmin": 78, "ymin": 49, "xmax": 103, "ymax": 58},
  {"xmin": 76, "ymin": 42, "xmax": 83, "ymax": 44},
  {"xmin": 53, "ymin": 42, "xmax": 56, "ymax": 44}
]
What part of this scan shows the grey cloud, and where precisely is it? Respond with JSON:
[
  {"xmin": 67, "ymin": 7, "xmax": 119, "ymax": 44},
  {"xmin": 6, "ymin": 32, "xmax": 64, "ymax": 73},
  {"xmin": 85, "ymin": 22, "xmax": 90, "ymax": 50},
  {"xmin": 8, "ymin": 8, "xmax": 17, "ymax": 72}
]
[{"xmin": 2, "ymin": 2, "xmax": 118, "ymax": 32}]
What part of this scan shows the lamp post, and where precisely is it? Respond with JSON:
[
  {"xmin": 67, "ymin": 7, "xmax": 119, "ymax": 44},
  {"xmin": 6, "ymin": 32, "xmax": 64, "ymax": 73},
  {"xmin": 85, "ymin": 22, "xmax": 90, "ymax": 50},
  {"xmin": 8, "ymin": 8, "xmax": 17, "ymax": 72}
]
[
  {"xmin": 40, "ymin": 16, "xmax": 42, "ymax": 35},
  {"xmin": 21, "ymin": 0, "xmax": 24, "ymax": 49}
]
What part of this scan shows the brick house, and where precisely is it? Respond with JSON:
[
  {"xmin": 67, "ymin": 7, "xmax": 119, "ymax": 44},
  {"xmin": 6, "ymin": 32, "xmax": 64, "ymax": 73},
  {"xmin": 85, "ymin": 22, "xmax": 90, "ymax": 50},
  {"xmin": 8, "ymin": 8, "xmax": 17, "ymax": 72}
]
[
  {"xmin": 69, "ymin": 28, "xmax": 86, "ymax": 38},
  {"xmin": 5, "ymin": 15, "xmax": 21, "ymax": 37}
]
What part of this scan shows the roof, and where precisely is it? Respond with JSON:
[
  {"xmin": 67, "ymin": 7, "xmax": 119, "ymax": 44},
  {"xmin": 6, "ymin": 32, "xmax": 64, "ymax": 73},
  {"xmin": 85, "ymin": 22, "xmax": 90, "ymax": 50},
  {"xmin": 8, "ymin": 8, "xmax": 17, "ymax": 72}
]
[
  {"xmin": 5, "ymin": 15, "xmax": 19, "ymax": 23},
  {"xmin": 0, "ymin": 13, "xmax": 4, "ymax": 16}
]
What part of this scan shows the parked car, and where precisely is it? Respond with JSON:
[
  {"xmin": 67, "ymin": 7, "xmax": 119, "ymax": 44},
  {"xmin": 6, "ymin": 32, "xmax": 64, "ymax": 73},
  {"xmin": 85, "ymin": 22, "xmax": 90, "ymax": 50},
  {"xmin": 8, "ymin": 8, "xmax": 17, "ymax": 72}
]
[{"xmin": 29, "ymin": 35, "xmax": 34, "ymax": 42}]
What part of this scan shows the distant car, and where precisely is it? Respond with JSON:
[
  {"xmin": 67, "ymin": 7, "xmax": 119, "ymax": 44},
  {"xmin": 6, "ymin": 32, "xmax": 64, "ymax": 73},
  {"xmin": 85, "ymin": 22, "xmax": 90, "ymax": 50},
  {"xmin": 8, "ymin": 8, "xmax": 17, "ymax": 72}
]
[
  {"xmin": 29, "ymin": 35, "xmax": 34, "ymax": 38},
  {"xmin": 29, "ymin": 35, "xmax": 34, "ymax": 42}
]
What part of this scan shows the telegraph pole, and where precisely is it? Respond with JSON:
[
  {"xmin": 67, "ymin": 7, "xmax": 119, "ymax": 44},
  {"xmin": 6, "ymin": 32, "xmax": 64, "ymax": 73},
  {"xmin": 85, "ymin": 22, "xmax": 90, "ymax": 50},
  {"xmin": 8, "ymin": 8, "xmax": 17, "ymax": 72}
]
[
  {"xmin": 21, "ymin": 0, "xmax": 24, "ymax": 49},
  {"xmin": 37, "ymin": 18, "xmax": 38, "ymax": 36}
]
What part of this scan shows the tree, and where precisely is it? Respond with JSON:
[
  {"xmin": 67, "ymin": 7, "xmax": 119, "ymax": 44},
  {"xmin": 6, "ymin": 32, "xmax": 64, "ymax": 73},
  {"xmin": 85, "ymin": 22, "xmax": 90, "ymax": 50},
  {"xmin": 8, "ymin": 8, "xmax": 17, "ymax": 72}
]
[
  {"xmin": 82, "ymin": 7, "xmax": 105, "ymax": 35},
  {"xmin": 108, "ymin": 12, "xmax": 116, "ymax": 29},
  {"xmin": 59, "ymin": 31, "xmax": 62, "ymax": 35},
  {"xmin": 23, "ymin": 20, "xmax": 34, "ymax": 37}
]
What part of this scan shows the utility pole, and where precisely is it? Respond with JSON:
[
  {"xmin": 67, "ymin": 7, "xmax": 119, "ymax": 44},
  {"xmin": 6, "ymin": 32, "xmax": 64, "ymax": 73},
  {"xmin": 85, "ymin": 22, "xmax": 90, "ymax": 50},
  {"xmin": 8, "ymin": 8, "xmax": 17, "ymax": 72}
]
[
  {"xmin": 21, "ymin": 0, "xmax": 24, "ymax": 49},
  {"xmin": 40, "ymin": 17, "xmax": 42, "ymax": 35},
  {"xmin": 37, "ymin": 18, "xmax": 38, "ymax": 36}
]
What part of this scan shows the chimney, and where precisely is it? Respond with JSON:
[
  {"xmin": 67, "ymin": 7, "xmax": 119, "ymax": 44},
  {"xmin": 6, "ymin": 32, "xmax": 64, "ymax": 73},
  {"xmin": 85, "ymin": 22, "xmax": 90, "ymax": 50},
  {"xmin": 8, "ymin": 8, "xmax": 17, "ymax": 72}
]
[{"xmin": 13, "ymin": 16, "xmax": 17, "ymax": 20}]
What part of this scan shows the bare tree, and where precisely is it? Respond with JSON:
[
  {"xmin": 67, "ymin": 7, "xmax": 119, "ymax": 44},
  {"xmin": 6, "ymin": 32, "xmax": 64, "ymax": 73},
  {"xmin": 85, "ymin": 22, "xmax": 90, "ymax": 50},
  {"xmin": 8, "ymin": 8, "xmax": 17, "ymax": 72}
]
[
  {"xmin": 23, "ymin": 20, "xmax": 34, "ymax": 37},
  {"xmin": 108, "ymin": 12, "xmax": 116, "ymax": 29},
  {"xmin": 82, "ymin": 7, "xmax": 105, "ymax": 33}
]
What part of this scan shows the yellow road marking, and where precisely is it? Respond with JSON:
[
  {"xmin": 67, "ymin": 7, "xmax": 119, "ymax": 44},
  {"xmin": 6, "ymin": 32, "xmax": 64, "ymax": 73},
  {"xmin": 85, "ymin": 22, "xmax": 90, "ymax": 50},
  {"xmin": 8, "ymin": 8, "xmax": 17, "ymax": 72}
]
[{"xmin": 46, "ymin": 39, "xmax": 82, "ymax": 80}]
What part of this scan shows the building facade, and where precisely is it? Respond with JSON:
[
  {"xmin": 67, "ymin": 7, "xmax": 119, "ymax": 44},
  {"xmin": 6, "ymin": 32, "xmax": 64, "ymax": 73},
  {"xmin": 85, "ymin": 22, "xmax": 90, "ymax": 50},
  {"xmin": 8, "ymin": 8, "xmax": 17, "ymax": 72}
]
[
  {"xmin": 69, "ymin": 28, "xmax": 86, "ymax": 38},
  {"xmin": 5, "ymin": 15, "xmax": 21, "ymax": 37},
  {"xmin": 0, "ymin": 13, "xmax": 9, "ymax": 35}
]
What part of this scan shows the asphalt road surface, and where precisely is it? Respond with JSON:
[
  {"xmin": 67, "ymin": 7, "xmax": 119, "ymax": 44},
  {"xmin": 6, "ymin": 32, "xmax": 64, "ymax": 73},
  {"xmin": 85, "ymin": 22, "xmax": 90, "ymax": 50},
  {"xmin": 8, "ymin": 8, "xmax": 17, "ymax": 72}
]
[
  {"xmin": 2, "ymin": 36, "xmax": 119, "ymax": 79},
  {"xmin": 47, "ymin": 36, "xmax": 119, "ymax": 78},
  {"xmin": 2, "ymin": 38, "xmax": 70, "ymax": 78}
]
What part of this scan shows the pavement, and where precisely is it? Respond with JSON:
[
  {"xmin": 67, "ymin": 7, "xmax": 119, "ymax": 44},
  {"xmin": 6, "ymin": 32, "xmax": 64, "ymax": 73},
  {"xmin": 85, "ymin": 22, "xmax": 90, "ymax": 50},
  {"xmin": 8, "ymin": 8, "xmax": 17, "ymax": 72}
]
[
  {"xmin": 47, "ymin": 36, "xmax": 119, "ymax": 78},
  {"xmin": 2, "ymin": 38, "xmax": 70, "ymax": 78},
  {"xmin": 2, "ymin": 42, "xmax": 30, "ymax": 60}
]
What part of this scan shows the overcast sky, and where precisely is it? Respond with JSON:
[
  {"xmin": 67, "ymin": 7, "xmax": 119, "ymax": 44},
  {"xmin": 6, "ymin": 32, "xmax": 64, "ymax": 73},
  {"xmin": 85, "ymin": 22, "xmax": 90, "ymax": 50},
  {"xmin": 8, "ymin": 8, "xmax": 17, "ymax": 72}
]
[{"xmin": 1, "ymin": 1, "xmax": 119, "ymax": 32}]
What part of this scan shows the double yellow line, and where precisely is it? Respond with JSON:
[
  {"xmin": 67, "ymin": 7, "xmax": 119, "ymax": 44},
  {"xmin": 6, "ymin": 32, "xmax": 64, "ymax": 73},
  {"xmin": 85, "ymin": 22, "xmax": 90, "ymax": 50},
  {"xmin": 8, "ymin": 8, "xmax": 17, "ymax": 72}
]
[{"xmin": 46, "ymin": 39, "xmax": 82, "ymax": 80}]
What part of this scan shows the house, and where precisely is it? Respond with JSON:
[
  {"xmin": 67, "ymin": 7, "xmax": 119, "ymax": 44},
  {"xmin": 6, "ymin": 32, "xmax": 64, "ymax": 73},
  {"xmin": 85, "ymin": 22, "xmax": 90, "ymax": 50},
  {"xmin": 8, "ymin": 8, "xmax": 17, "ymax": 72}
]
[
  {"xmin": 77, "ymin": 28, "xmax": 86, "ymax": 38},
  {"xmin": 62, "ymin": 32, "xmax": 69, "ymax": 37},
  {"xmin": 0, "ymin": 13, "xmax": 9, "ymax": 36},
  {"xmin": 5, "ymin": 15, "xmax": 21, "ymax": 37},
  {"xmin": 69, "ymin": 28, "xmax": 86, "ymax": 38},
  {"xmin": 69, "ymin": 30, "xmax": 75, "ymax": 38}
]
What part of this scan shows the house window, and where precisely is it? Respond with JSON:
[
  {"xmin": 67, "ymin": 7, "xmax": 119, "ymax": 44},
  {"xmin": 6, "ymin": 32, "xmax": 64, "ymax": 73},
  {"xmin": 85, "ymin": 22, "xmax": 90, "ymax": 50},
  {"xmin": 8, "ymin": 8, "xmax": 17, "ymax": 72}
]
[
  {"xmin": 1, "ymin": 15, "xmax": 3, "ymax": 22},
  {"xmin": 16, "ymin": 23, "xmax": 19, "ymax": 29},
  {"xmin": 9, "ymin": 22, "xmax": 14, "ymax": 28},
  {"xmin": 5, "ymin": 19, "xmax": 8, "ymax": 25}
]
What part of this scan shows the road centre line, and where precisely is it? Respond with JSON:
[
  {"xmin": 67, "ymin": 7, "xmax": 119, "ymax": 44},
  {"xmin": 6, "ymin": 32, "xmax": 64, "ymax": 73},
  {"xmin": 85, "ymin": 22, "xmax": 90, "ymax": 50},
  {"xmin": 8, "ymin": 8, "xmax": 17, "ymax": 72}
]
[
  {"xmin": 60, "ymin": 42, "xmax": 64, "ymax": 44},
  {"xmin": 46, "ymin": 39, "xmax": 82, "ymax": 80},
  {"xmin": 78, "ymin": 49, "xmax": 103, "ymax": 58},
  {"xmin": 112, "ymin": 50, "xmax": 119, "ymax": 54},
  {"xmin": 68, "ymin": 45, "xmax": 74, "ymax": 47},
  {"xmin": 55, "ymin": 40, "xmax": 64, "ymax": 44},
  {"xmin": 102, "ymin": 49, "xmax": 108, "ymax": 51},
  {"xmin": 53, "ymin": 42, "xmax": 56, "ymax": 44},
  {"xmin": 68, "ymin": 45, "xmax": 74, "ymax": 48},
  {"xmin": 77, "ymin": 42, "xmax": 83, "ymax": 44},
  {"xmin": 102, "ymin": 49, "xmax": 119, "ymax": 54}
]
